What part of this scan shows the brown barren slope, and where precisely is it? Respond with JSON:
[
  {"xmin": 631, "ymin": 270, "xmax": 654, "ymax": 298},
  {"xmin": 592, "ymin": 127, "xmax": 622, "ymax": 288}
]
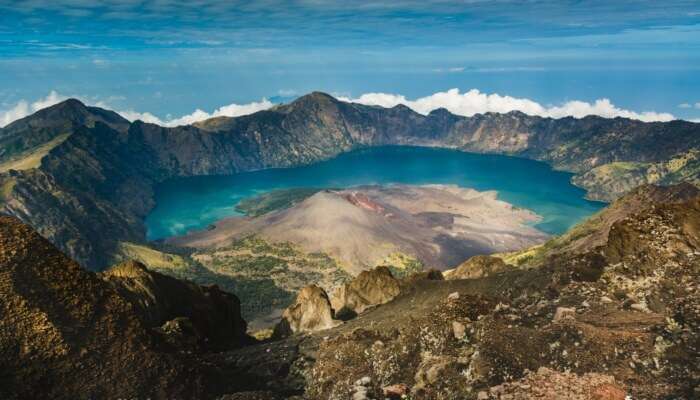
[{"xmin": 0, "ymin": 216, "xmax": 203, "ymax": 399}]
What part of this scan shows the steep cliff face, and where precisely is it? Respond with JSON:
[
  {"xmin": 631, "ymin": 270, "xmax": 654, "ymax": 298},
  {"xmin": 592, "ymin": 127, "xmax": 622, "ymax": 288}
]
[
  {"xmin": 0, "ymin": 93, "xmax": 698, "ymax": 269},
  {"xmin": 572, "ymin": 149, "xmax": 700, "ymax": 201},
  {"xmin": 102, "ymin": 260, "xmax": 249, "ymax": 350},
  {"xmin": 1, "ymin": 122, "xmax": 158, "ymax": 267},
  {"xmin": 0, "ymin": 99, "xmax": 129, "ymax": 162}
]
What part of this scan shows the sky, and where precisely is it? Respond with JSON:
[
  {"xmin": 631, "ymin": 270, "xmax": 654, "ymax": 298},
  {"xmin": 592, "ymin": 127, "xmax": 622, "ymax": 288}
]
[{"xmin": 1, "ymin": 0, "xmax": 700, "ymax": 126}]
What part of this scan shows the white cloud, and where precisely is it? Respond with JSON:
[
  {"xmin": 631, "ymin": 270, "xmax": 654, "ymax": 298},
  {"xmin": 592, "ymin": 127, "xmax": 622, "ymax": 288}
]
[
  {"xmin": 678, "ymin": 102, "xmax": 700, "ymax": 109},
  {"xmin": 131, "ymin": 98, "xmax": 274, "ymax": 127},
  {"xmin": 0, "ymin": 88, "xmax": 684, "ymax": 129},
  {"xmin": 0, "ymin": 90, "xmax": 68, "ymax": 127},
  {"xmin": 0, "ymin": 91, "xmax": 274, "ymax": 128},
  {"xmin": 339, "ymin": 88, "xmax": 676, "ymax": 122},
  {"xmin": 277, "ymin": 89, "xmax": 298, "ymax": 97},
  {"xmin": 432, "ymin": 66, "xmax": 465, "ymax": 73}
]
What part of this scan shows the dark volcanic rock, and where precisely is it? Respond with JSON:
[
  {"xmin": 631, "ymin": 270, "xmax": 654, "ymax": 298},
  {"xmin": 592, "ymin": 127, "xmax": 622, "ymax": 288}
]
[
  {"xmin": 0, "ymin": 98, "xmax": 129, "ymax": 162},
  {"xmin": 0, "ymin": 216, "xmax": 203, "ymax": 399},
  {"xmin": 102, "ymin": 259, "xmax": 249, "ymax": 350},
  {"xmin": 0, "ymin": 216, "xmax": 257, "ymax": 399},
  {"xmin": 260, "ymin": 186, "xmax": 700, "ymax": 399},
  {"xmin": 2, "ymin": 185, "xmax": 700, "ymax": 399}
]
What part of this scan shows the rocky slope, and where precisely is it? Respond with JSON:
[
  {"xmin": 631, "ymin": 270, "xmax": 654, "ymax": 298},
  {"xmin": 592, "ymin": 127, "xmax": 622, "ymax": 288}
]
[
  {"xmin": 0, "ymin": 93, "xmax": 698, "ymax": 270},
  {"xmin": 501, "ymin": 182, "xmax": 700, "ymax": 267},
  {"xmin": 2, "ymin": 184, "xmax": 699, "ymax": 399},
  {"xmin": 114, "ymin": 236, "xmax": 352, "ymax": 326},
  {"xmin": 221, "ymin": 184, "xmax": 700, "ymax": 399},
  {"xmin": 572, "ymin": 149, "xmax": 700, "ymax": 201},
  {"xmin": 0, "ymin": 215, "xmax": 260, "ymax": 399}
]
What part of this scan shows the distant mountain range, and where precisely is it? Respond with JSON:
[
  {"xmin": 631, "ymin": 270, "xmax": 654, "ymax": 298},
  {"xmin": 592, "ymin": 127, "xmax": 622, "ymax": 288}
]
[{"xmin": 0, "ymin": 92, "xmax": 698, "ymax": 269}]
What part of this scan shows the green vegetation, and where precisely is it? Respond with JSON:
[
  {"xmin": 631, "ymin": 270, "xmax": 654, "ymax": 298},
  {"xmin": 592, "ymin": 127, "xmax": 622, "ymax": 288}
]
[
  {"xmin": 0, "ymin": 178, "xmax": 16, "ymax": 203},
  {"xmin": 194, "ymin": 236, "xmax": 350, "ymax": 319},
  {"xmin": 574, "ymin": 150, "xmax": 700, "ymax": 201},
  {"xmin": 499, "ymin": 207, "xmax": 607, "ymax": 267},
  {"xmin": 113, "ymin": 236, "xmax": 350, "ymax": 321},
  {"xmin": 379, "ymin": 252, "xmax": 425, "ymax": 277},
  {"xmin": 235, "ymin": 187, "xmax": 325, "ymax": 216},
  {"xmin": 0, "ymin": 133, "xmax": 71, "ymax": 173},
  {"xmin": 115, "ymin": 242, "xmax": 192, "ymax": 270}
]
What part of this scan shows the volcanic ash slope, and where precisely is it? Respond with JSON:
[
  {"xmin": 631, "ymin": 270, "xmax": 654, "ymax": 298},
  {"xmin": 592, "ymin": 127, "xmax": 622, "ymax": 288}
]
[{"xmin": 170, "ymin": 184, "xmax": 548, "ymax": 273}]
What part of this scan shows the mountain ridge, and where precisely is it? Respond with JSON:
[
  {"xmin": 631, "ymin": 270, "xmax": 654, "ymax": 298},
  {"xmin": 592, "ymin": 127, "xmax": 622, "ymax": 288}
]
[{"xmin": 0, "ymin": 92, "xmax": 698, "ymax": 269}]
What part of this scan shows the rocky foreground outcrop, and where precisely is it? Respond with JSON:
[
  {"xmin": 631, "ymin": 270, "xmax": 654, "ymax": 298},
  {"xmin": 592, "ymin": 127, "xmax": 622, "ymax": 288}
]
[
  {"xmin": 0, "ymin": 216, "xmax": 249, "ymax": 399},
  {"xmin": 446, "ymin": 255, "xmax": 512, "ymax": 280},
  {"xmin": 274, "ymin": 267, "xmax": 404, "ymax": 337},
  {"xmin": 102, "ymin": 259, "xmax": 248, "ymax": 350},
  {"xmin": 273, "ymin": 285, "xmax": 339, "ymax": 337},
  {"xmin": 211, "ymin": 185, "xmax": 698, "ymax": 399},
  {"xmin": 299, "ymin": 189, "xmax": 700, "ymax": 399},
  {"xmin": 330, "ymin": 266, "xmax": 401, "ymax": 318}
]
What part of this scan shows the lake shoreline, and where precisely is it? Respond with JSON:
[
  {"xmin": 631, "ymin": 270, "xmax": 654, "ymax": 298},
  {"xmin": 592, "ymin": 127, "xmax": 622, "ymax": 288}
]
[{"xmin": 146, "ymin": 146, "xmax": 605, "ymax": 241}]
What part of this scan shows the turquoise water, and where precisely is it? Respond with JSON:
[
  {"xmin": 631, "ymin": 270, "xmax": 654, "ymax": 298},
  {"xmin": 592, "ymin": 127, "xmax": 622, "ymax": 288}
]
[{"xmin": 146, "ymin": 146, "xmax": 605, "ymax": 240}]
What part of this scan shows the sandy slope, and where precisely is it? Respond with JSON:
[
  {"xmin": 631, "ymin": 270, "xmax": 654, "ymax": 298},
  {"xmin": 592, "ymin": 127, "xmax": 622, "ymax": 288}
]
[{"xmin": 169, "ymin": 184, "xmax": 548, "ymax": 273}]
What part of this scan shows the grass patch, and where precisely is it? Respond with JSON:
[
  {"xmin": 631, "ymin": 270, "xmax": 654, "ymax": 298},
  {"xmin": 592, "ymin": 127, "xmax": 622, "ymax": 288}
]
[
  {"xmin": 0, "ymin": 178, "xmax": 16, "ymax": 203},
  {"xmin": 0, "ymin": 133, "xmax": 70, "ymax": 173},
  {"xmin": 378, "ymin": 252, "xmax": 425, "ymax": 277},
  {"xmin": 235, "ymin": 187, "xmax": 325, "ymax": 216},
  {"xmin": 112, "ymin": 237, "xmax": 351, "ymax": 322},
  {"xmin": 115, "ymin": 242, "xmax": 192, "ymax": 271},
  {"xmin": 194, "ymin": 235, "xmax": 351, "ymax": 320}
]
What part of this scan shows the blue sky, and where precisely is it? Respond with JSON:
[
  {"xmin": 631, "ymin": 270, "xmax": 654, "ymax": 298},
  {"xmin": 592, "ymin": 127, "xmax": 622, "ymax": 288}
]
[{"xmin": 1, "ymin": 0, "xmax": 700, "ymax": 125}]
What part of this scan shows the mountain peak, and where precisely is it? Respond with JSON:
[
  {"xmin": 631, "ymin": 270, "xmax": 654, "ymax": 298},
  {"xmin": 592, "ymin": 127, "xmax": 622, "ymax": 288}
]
[
  {"xmin": 428, "ymin": 107, "xmax": 453, "ymax": 117},
  {"xmin": 57, "ymin": 97, "xmax": 87, "ymax": 109},
  {"xmin": 291, "ymin": 91, "xmax": 338, "ymax": 105},
  {"xmin": 2, "ymin": 97, "xmax": 129, "ymax": 134},
  {"xmin": 26, "ymin": 97, "xmax": 90, "ymax": 121},
  {"xmin": 277, "ymin": 91, "xmax": 340, "ymax": 114}
]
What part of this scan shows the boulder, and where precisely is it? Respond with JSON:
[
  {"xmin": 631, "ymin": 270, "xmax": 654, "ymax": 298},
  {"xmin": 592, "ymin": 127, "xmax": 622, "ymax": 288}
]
[
  {"xmin": 553, "ymin": 307, "xmax": 576, "ymax": 323},
  {"xmin": 401, "ymin": 268, "xmax": 444, "ymax": 285},
  {"xmin": 273, "ymin": 285, "xmax": 338, "ymax": 337},
  {"xmin": 448, "ymin": 255, "xmax": 511, "ymax": 280},
  {"xmin": 102, "ymin": 260, "xmax": 248, "ymax": 350},
  {"xmin": 383, "ymin": 383, "xmax": 409, "ymax": 399},
  {"xmin": 331, "ymin": 266, "xmax": 401, "ymax": 317}
]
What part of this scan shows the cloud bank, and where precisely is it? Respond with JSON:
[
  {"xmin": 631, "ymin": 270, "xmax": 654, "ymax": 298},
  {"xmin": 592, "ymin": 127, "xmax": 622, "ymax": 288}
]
[
  {"xmin": 117, "ymin": 99, "xmax": 274, "ymax": 127},
  {"xmin": 0, "ymin": 92, "xmax": 274, "ymax": 128},
  {"xmin": 0, "ymin": 88, "xmax": 683, "ymax": 129},
  {"xmin": 678, "ymin": 102, "xmax": 700, "ymax": 110},
  {"xmin": 0, "ymin": 91, "xmax": 69, "ymax": 127},
  {"xmin": 338, "ymin": 88, "xmax": 675, "ymax": 122}
]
